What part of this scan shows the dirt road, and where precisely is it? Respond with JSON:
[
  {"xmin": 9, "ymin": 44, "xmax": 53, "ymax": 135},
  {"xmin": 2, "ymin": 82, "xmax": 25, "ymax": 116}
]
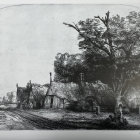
[
  {"xmin": 0, "ymin": 110, "xmax": 36, "ymax": 130},
  {"xmin": 0, "ymin": 110, "xmax": 81, "ymax": 130},
  {"xmin": 11, "ymin": 110, "xmax": 81, "ymax": 129}
]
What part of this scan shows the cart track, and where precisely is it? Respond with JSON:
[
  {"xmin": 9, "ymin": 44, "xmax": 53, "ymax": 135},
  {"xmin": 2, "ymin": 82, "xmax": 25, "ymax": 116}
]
[{"xmin": 11, "ymin": 110, "xmax": 80, "ymax": 129}]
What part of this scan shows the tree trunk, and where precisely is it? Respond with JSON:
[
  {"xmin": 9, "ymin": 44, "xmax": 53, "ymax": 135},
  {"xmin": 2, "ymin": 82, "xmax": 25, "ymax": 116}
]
[{"xmin": 114, "ymin": 95, "xmax": 123, "ymax": 120}]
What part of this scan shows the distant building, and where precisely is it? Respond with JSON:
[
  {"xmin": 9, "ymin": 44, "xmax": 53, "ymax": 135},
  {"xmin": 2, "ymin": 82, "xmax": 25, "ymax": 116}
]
[
  {"xmin": 16, "ymin": 81, "xmax": 48, "ymax": 109},
  {"xmin": 126, "ymin": 91, "xmax": 140, "ymax": 109},
  {"xmin": 0, "ymin": 97, "xmax": 2, "ymax": 103},
  {"xmin": 16, "ymin": 81, "xmax": 32, "ymax": 109}
]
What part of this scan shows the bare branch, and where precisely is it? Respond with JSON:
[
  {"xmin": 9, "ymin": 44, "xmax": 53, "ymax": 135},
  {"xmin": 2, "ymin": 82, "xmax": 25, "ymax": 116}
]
[
  {"xmin": 95, "ymin": 11, "xmax": 110, "ymax": 27},
  {"xmin": 63, "ymin": 22, "xmax": 112, "ymax": 58},
  {"xmin": 63, "ymin": 22, "xmax": 80, "ymax": 32}
]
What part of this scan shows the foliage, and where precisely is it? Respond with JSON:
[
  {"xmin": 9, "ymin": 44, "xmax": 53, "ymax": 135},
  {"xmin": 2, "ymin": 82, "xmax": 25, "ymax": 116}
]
[
  {"xmin": 54, "ymin": 53, "xmax": 88, "ymax": 83},
  {"xmin": 63, "ymin": 11, "xmax": 140, "ymax": 101},
  {"xmin": 2, "ymin": 92, "xmax": 15, "ymax": 104},
  {"xmin": 6, "ymin": 92, "xmax": 14, "ymax": 103}
]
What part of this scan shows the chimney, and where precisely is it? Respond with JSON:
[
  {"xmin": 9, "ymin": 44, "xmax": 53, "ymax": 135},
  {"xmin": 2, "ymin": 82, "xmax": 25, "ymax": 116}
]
[
  {"xmin": 16, "ymin": 83, "xmax": 18, "ymax": 88},
  {"xmin": 80, "ymin": 73, "xmax": 84, "ymax": 82},
  {"xmin": 50, "ymin": 72, "xmax": 52, "ymax": 84}
]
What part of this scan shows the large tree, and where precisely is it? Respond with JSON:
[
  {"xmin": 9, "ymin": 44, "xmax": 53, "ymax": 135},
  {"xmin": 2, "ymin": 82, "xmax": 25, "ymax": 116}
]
[{"xmin": 64, "ymin": 11, "xmax": 140, "ymax": 117}]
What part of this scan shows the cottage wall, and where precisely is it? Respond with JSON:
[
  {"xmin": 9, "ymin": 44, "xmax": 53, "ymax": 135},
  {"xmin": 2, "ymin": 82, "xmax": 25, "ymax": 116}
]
[
  {"xmin": 45, "ymin": 95, "xmax": 66, "ymax": 109},
  {"xmin": 44, "ymin": 96, "xmax": 52, "ymax": 108}
]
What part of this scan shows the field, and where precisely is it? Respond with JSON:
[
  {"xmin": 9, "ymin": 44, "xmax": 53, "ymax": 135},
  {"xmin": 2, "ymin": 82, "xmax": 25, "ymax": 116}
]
[
  {"xmin": 26, "ymin": 109, "xmax": 140, "ymax": 130},
  {"xmin": 0, "ymin": 109, "xmax": 140, "ymax": 130}
]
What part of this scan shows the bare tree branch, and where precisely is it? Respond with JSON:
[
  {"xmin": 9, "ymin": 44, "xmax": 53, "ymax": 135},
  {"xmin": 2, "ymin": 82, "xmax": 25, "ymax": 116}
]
[{"xmin": 63, "ymin": 22, "xmax": 112, "ymax": 59}]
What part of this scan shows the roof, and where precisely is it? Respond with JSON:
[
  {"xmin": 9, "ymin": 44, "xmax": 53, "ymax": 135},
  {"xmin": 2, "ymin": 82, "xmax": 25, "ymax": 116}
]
[
  {"xmin": 47, "ymin": 82, "xmax": 78, "ymax": 101},
  {"xmin": 47, "ymin": 81, "xmax": 109, "ymax": 102}
]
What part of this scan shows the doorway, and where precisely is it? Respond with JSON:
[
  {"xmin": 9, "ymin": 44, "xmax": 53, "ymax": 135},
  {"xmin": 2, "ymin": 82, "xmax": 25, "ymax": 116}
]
[{"xmin": 50, "ymin": 96, "xmax": 54, "ymax": 108}]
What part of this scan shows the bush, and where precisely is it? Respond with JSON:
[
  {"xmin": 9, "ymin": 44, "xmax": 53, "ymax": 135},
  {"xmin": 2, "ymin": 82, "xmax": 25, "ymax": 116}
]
[
  {"xmin": 66, "ymin": 100, "xmax": 87, "ymax": 112},
  {"xmin": 100, "ymin": 115, "xmax": 128, "ymax": 129},
  {"xmin": 66, "ymin": 101, "xmax": 78, "ymax": 111}
]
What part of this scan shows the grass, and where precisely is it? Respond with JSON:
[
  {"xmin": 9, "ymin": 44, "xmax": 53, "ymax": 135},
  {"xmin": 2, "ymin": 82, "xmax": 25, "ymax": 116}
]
[{"xmin": 25, "ymin": 109, "xmax": 140, "ymax": 129}]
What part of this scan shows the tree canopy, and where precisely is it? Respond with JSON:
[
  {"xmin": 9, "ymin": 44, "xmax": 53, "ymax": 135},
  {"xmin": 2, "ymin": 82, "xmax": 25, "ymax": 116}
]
[
  {"xmin": 54, "ymin": 53, "xmax": 87, "ymax": 83},
  {"xmin": 63, "ymin": 11, "xmax": 140, "ymax": 100}
]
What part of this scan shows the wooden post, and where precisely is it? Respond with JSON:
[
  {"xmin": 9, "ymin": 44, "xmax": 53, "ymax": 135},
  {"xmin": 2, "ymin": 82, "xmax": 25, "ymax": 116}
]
[
  {"xmin": 96, "ymin": 106, "xmax": 100, "ymax": 115},
  {"xmin": 63, "ymin": 99, "xmax": 65, "ymax": 109},
  {"xmin": 80, "ymin": 73, "xmax": 84, "ymax": 82},
  {"xmin": 139, "ymin": 106, "xmax": 140, "ymax": 115}
]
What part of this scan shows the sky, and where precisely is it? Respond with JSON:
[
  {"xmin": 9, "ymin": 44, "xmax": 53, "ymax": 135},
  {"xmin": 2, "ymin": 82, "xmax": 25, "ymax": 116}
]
[{"xmin": 0, "ymin": 4, "xmax": 139, "ymax": 97}]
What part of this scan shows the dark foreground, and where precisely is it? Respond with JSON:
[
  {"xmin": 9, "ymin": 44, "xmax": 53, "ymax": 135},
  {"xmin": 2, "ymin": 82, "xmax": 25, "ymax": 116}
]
[{"xmin": 0, "ymin": 109, "xmax": 140, "ymax": 130}]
